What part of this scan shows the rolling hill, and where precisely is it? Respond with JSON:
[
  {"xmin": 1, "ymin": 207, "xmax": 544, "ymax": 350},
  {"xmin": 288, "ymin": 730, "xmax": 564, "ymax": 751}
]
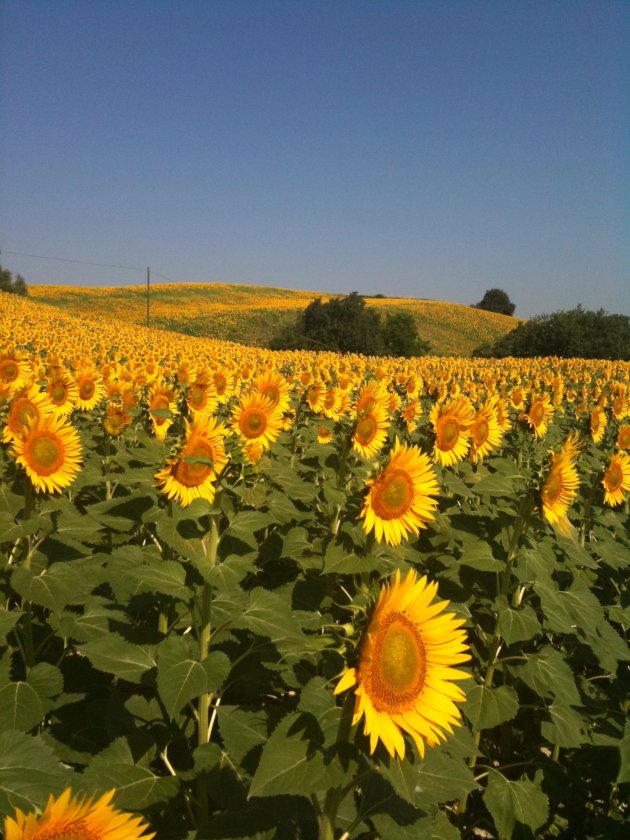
[{"xmin": 28, "ymin": 282, "xmax": 519, "ymax": 357}]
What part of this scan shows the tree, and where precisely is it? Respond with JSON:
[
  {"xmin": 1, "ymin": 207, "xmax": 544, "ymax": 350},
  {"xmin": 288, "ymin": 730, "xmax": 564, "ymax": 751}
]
[
  {"xmin": 381, "ymin": 311, "xmax": 431, "ymax": 357},
  {"xmin": 0, "ymin": 265, "xmax": 28, "ymax": 296},
  {"xmin": 269, "ymin": 293, "xmax": 430, "ymax": 357},
  {"xmin": 474, "ymin": 288, "xmax": 515, "ymax": 316},
  {"xmin": 473, "ymin": 306, "xmax": 630, "ymax": 361}
]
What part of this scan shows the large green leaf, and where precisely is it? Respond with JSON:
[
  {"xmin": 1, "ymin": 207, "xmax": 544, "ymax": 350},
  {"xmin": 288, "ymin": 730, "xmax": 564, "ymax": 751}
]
[
  {"xmin": 156, "ymin": 635, "xmax": 208, "ymax": 719},
  {"xmin": 465, "ymin": 684, "xmax": 519, "ymax": 730},
  {"xmin": 0, "ymin": 681, "xmax": 43, "ymax": 732},
  {"xmin": 248, "ymin": 712, "xmax": 329, "ymax": 798},
  {"xmin": 384, "ymin": 747, "xmax": 477, "ymax": 808},
  {"xmin": 78, "ymin": 634, "xmax": 156, "ymax": 683},
  {"xmin": 495, "ymin": 595, "xmax": 541, "ymax": 645},
  {"xmin": 510, "ymin": 646, "xmax": 581, "ymax": 706},
  {"xmin": 483, "ymin": 771, "xmax": 549, "ymax": 839},
  {"xmin": 0, "ymin": 731, "xmax": 70, "ymax": 818},
  {"xmin": 616, "ymin": 720, "xmax": 630, "ymax": 785},
  {"xmin": 541, "ymin": 703, "xmax": 588, "ymax": 748}
]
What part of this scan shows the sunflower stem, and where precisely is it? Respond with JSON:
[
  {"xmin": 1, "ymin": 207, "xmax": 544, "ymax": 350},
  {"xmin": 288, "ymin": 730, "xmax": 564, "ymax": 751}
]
[
  {"xmin": 318, "ymin": 693, "xmax": 355, "ymax": 840},
  {"xmin": 578, "ymin": 473, "xmax": 600, "ymax": 547},
  {"xmin": 196, "ymin": 513, "xmax": 220, "ymax": 835}
]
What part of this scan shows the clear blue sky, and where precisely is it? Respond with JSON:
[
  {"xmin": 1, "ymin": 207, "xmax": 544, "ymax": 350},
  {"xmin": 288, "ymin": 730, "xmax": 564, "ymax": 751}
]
[{"xmin": 1, "ymin": 0, "xmax": 628, "ymax": 319}]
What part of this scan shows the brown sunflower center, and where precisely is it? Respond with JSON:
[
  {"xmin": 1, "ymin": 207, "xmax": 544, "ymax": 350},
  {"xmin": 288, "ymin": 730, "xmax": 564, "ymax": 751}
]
[
  {"xmin": 471, "ymin": 417, "xmax": 489, "ymax": 447},
  {"xmin": 590, "ymin": 411, "xmax": 601, "ymax": 433},
  {"xmin": 372, "ymin": 468, "xmax": 414, "ymax": 520},
  {"xmin": 618, "ymin": 428, "xmax": 630, "ymax": 448},
  {"xmin": 36, "ymin": 823, "xmax": 98, "ymax": 840},
  {"xmin": 188, "ymin": 383, "xmax": 207, "ymax": 410},
  {"xmin": 542, "ymin": 469, "xmax": 563, "ymax": 504},
  {"xmin": 530, "ymin": 401, "xmax": 545, "ymax": 425},
  {"xmin": 151, "ymin": 394, "xmax": 170, "ymax": 425},
  {"xmin": 239, "ymin": 408, "xmax": 267, "ymax": 439},
  {"xmin": 27, "ymin": 432, "xmax": 64, "ymax": 475},
  {"xmin": 13, "ymin": 400, "xmax": 38, "ymax": 430},
  {"xmin": 367, "ymin": 611, "xmax": 426, "ymax": 711},
  {"xmin": 214, "ymin": 374, "xmax": 227, "ymax": 395},
  {"xmin": 437, "ymin": 416, "xmax": 460, "ymax": 451},
  {"xmin": 605, "ymin": 462, "xmax": 622, "ymax": 492},
  {"xmin": 0, "ymin": 360, "xmax": 18, "ymax": 382},
  {"xmin": 355, "ymin": 415, "xmax": 377, "ymax": 445},
  {"xmin": 175, "ymin": 442, "xmax": 214, "ymax": 486},
  {"xmin": 79, "ymin": 379, "xmax": 95, "ymax": 400},
  {"xmin": 49, "ymin": 380, "xmax": 68, "ymax": 404}
]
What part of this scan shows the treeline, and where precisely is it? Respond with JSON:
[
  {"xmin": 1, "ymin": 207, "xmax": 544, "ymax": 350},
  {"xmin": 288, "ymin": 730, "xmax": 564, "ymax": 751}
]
[
  {"xmin": 0, "ymin": 265, "xmax": 28, "ymax": 296},
  {"xmin": 474, "ymin": 306, "xmax": 630, "ymax": 361},
  {"xmin": 269, "ymin": 292, "xmax": 430, "ymax": 357}
]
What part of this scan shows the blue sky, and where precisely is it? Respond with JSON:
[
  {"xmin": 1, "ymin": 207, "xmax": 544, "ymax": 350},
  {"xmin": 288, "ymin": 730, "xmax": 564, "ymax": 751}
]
[{"xmin": 1, "ymin": 0, "xmax": 628, "ymax": 319}]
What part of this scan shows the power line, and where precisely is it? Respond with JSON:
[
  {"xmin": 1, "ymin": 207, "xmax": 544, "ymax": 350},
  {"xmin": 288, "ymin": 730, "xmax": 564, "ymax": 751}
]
[{"xmin": 0, "ymin": 248, "xmax": 145, "ymax": 273}]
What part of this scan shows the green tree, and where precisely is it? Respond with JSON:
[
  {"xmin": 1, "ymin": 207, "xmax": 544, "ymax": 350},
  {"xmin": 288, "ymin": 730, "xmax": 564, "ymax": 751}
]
[
  {"xmin": 381, "ymin": 310, "xmax": 431, "ymax": 357},
  {"xmin": 270, "ymin": 292, "xmax": 384, "ymax": 354},
  {"xmin": 474, "ymin": 306, "xmax": 630, "ymax": 360},
  {"xmin": 269, "ymin": 293, "xmax": 431, "ymax": 357},
  {"xmin": 0, "ymin": 265, "xmax": 28, "ymax": 296},
  {"xmin": 474, "ymin": 288, "xmax": 515, "ymax": 316}
]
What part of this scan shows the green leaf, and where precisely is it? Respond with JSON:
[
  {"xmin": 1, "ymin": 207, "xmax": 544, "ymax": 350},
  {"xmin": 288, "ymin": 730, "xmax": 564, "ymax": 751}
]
[
  {"xmin": 616, "ymin": 720, "xmax": 630, "ymax": 785},
  {"xmin": 322, "ymin": 541, "xmax": 379, "ymax": 574},
  {"xmin": 0, "ymin": 731, "xmax": 69, "ymax": 819},
  {"xmin": 465, "ymin": 684, "xmax": 519, "ymax": 730},
  {"xmin": 511, "ymin": 646, "xmax": 581, "ymax": 706},
  {"xmin": 126, "ymin": 558, "xmax": 190, "ymax": 601},
  {"xmin": 156, "ymin": 636, "xmax": 208, "ymax": 719},
  {"xmin": 82, "ymin": 757, "xmax": 179, "ymax": 810},
  {"xmin": 227, "ymin": 510, "xmax": 274, "ymax": 538},
  {"xmin": 495, "ymin": 596, "xmax": 541, "ymax": 645},
  {"xmin": 238, "ymin": 588, "xmax": 304, "ymax": 646},
  {"xmin": 459, "ymin": 539, "xmax": 504, "ymax": 572},
  {"xmin": 541, "ymin": 703, "xmax": 588, "ymax": 748},
  {"xmin": 202, "ymin": 650, "xmax": 231, "ymax": 693},
  {"xmin": 483, "ymin": 771, "xmax": 549, "ymax": 839},
  {"xmin": 26, "ymin": 663, "xmax": 63, "ymax": 701},
  {"xmin": 0, "ymin": 607, "xmax": 20, "ymax": 643},
  {"xmin": 248, "ymin": 712, "xmax": 328, "ymax": 798},
  {"xmin": 385, "ymin": 747, "xmax": 477, "ymax": 808},
  {"xmin": 217, "ymin": 706, "xmax": 269, "ymax": 767},
  {"xmin": 78, "ymin": 633, "xmax": 156, "ymax": 683},
  {"xmin": 0, "ymin": 682, "xmax": 43, "ymax": 732},
  {"xmin": 11, "ymin": 563, "xmax": 87, "ymax": 613}
]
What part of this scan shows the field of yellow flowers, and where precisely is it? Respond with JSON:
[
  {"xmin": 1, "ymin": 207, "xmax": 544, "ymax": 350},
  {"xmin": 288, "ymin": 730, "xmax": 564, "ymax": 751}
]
[
  {"xmin": 29, "ymin": 282, "xmax": 518, "ymax": 357},
  {"xmin": 1, "ymin": 291, "xmax": 629, "ymax": 840}
]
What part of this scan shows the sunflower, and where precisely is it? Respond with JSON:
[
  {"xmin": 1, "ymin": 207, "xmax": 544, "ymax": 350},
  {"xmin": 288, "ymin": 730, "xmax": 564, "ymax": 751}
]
[
  {"xmin": 186, "ymin": 375, "xmax": 219, "ymax": 419},
  {"xmin": 469, "ymin": 399, "xmax": 503, "ymax": 463},
  {"xmin": 74, "ymin": 367, "xmax": 105, "ymax": 411},
  {"xmin": 317, "ymin": 423, "xmax": 334, "ymax": 445},
  {"xmin": 12, "ymin": 413, "xmax": 82, "ymax": 494},
  {"xmin": 602, "ymin": 451, "xmax": 630, "ymax": 507},
  {"xmin": 253, "ymin": 371, "xmax": 292, "ymax": 415},
  {"xmin": 360, "ymin": 439, "xmax": 439, "ymax": 546},
  {"xmin": 147, "ymin": 381, "xmax": 179, "ymax": 440},
  {"xmin": 353, "ymin": 404, "xmax": 390, "ymax": 460},
  {"xmin": 611, "ymin": 393, "xmax": 629, "ymax": 421},
  {"xmin": 212, "ymin": 367, "xmax": 236, "ymax": 403},
  {"xmin": 103, "ymin": 402, "xmax": 133, "ymax": 437},
  {"xmin": 354, "ymin": 381, "xmax": 388, "ymax": 416},
  {"xmin": 3, "ymin": 787, "xmax": 154, "ymax": 840},
  {"xmin": 616, "ymin": 424, "xmax": 630, "ymax": 450},
  {"xmin": 590, "ymin": 406, "xmax": 607, "ymax": 444},
  {"xmin": 155, "ymin": 417, "xmax": 228, "ymax": 507},
  {"xmin": 0, "ymin": 347, "xmax": 32, "ymax": 394},
  {"xmin": 334, "ymin": 569, "xmax": 470, "ymax": 759},
  {"xmin": 2, "ymin": 384, "xmax": 54, "ymax": 444},
  {"xmin": 526, "ymin": 392, "xmax": 555, "ymax": 439},
  {"xmin": 402, "ymin": 398, "xmax": 421, "ymax": 434},
  {"xmin": 46, "ymin": 369, "xmax": 79, "ymax": 417},
  {"xmin": 231, "ymin": 391, "xmax": 283, "ymax": 453},
  {"xmin": 321, "ymin": 386, "xmax": 344, "ymax": 421},
  {"xmin": 541, "ymin": 440, "xmax": 580, "ymax": 527},
  {"xmin": 429, "ymin": 396, "xmax": 475, "ymax": 467}
]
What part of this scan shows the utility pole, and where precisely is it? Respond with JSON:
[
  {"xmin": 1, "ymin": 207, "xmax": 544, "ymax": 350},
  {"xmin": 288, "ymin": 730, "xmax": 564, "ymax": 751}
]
[{"xmin": 146, "ymin": 266, "xmax": 150, "ymax": 328}]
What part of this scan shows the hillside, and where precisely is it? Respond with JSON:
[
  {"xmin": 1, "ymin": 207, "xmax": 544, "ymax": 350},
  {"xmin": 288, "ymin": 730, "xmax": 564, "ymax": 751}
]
[{"xmin": 28, "ymin": 282, "xmax": 519, "ymax": 356}]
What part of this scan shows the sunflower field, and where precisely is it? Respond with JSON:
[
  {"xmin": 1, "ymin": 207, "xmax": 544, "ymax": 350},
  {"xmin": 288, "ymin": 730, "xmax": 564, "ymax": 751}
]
[{"xmin": 0, "ymin": 292, "xmax": 629, "ymax": 840}]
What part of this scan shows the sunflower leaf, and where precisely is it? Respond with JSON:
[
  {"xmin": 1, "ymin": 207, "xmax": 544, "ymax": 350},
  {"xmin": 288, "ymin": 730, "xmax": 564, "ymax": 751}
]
[{"xmin": 483, "ymin": 771, "xmax": 549, "ymax": 839}]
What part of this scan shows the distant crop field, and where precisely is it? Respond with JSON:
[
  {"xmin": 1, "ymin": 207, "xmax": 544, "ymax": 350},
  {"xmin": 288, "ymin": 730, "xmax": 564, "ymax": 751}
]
[
  {"xmin": 28, "ymin": 282, "xmax": 518, "ymax": 356},
  {"xmin": 1, "ymin": 292, "xmax": 628, "ymax": 839}
]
